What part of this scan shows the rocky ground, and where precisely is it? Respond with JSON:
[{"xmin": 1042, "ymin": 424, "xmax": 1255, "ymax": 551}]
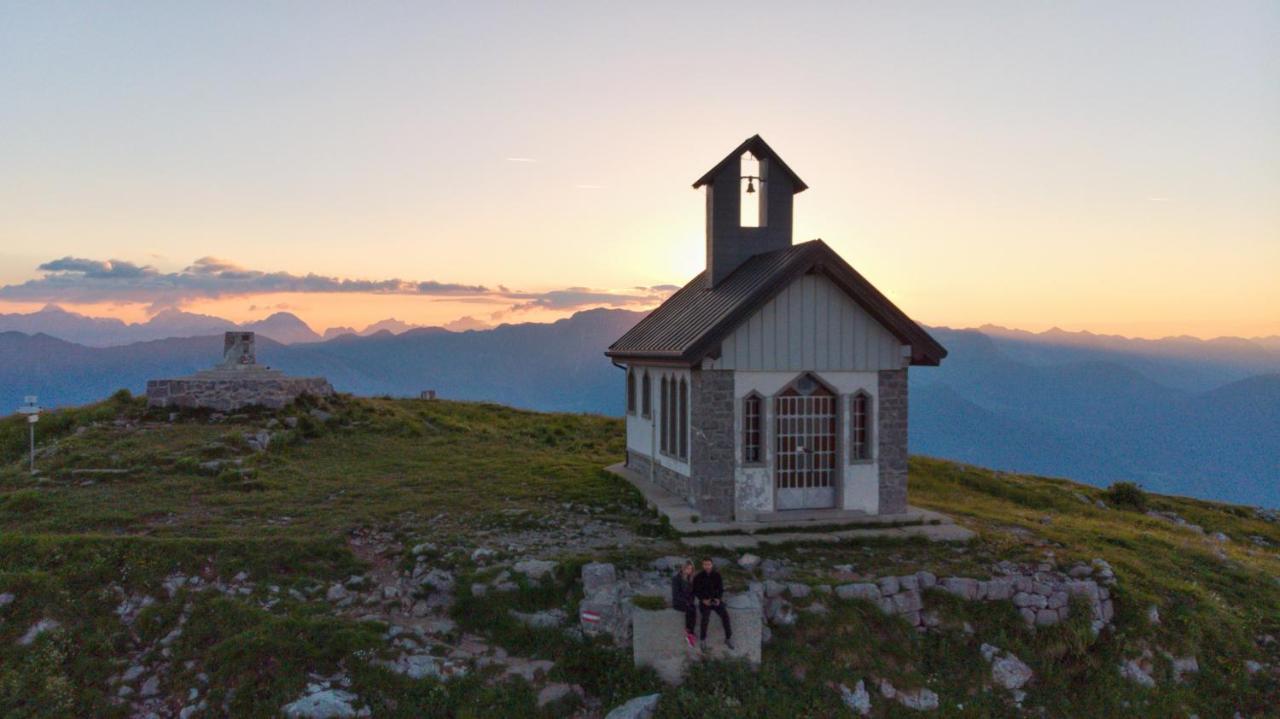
[{"xmin": 0, "ymin": 394, "xmax": 1277, "ymax": 717}]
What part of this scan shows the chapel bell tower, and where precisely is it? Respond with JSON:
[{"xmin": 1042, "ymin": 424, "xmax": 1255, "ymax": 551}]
[{"xmin": 692, "ymin": 135, "xmax": 808, "ymax": 288}]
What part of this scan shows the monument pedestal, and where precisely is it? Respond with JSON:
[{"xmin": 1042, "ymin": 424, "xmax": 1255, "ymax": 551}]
[{"xmin": 146, "ymin": 332, "xmax": 334, "ymax": 411}]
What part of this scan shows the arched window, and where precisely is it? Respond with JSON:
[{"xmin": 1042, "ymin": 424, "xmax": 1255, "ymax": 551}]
[
  {"xmin": 667, "ymin": 376, "xmax": 677, "ymax": 457},
  {"xmin": 851, "ymin": 391, "xmax": 873, "ymax": 461},
  {"xmin": 641, "ymin": 372, "xmax": 651, "ymax": 418},
  {"xmin": 678, "ymin": 378, "xmax": 688, "ymax": 460},
  {"xmin": 742, "ymin": 393, "xmax": 763, "ymax": 464},
  {"xmin": 626, "ymin": 369, "xmax": 636, "ymax": 415},
  {"xmin": 659, "ymin": 376, "xmax": 669, "ymax": 453}
]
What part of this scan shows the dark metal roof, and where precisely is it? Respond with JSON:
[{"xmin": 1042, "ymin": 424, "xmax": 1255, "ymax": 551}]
[
  {"xmin": 606, "ymin": 240, "xmax": 947, "ymax": 366},
  {"xmin": 692, "ymin": 134, "xmax": 808, "ymax": 193}
]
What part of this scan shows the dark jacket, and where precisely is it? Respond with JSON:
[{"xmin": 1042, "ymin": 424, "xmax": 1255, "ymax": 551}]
[
  {"xmin": 671, "ymin": 573, "xmax": 695, "ymax": 611},
  {"xmin": 692, "ymin": 569, "xmax": 724, "ymax": 603}
]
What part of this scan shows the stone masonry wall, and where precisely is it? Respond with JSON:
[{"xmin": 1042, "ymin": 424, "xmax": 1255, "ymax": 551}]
[
  {"xmin": 625, "ymin": 450, "xmax": 691, "ymax": 504},
  {"xmin": 877, "ymin": 369, "xmax": 909, "ymax": 514},
  {"xmin": 690, "ymin": 369, "xmax": 735, "ymax": 521},
  {"xmin": 146, "ymin": 377, "xmax": 334, "ymax": 412}
]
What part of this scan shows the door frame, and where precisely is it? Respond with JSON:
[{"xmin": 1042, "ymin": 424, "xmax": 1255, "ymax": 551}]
[{"xmin": 770, "ymin": 372, "xmax": 841, "ymax": 511}]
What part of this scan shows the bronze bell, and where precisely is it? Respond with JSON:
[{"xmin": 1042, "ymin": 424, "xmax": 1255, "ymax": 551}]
[{"xmin": 745, "ymin": 177, "xmax": 756, "ymax": 194}]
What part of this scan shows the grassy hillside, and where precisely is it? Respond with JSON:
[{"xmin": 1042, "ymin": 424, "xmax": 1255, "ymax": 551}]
[{"xmin": 0, "ymin": 394, "xmax": 1276, "ymax": 717}]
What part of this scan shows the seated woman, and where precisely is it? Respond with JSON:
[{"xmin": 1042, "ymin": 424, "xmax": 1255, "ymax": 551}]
[{"xmin": 670, "ymin": 560, "xmax": 697, "ymax": 648}]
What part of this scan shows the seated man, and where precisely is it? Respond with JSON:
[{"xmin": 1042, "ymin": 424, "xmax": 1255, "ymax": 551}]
[{"xmin": 692, "ymin": 557, "xmax": 733, "ymax": 650}]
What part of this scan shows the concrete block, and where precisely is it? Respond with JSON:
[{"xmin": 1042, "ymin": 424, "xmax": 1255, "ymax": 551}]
[{"xmin": 631, "ymin": 601, "xmax": 761, "ymax": 684}]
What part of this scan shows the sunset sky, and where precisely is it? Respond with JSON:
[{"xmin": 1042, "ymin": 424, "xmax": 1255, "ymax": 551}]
[{"xmin": 1, "ymin": 2, "xmax": 1277, "ymax": 338}]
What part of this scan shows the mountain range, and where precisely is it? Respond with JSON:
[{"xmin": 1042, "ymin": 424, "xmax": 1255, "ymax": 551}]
[
  {"xmin": 0, "ymin": 305, "xmax": 470, "ymax": 347},
  {"xmin": 0, "ymin": 308, "xmax": 1276, "ymax": 507}
]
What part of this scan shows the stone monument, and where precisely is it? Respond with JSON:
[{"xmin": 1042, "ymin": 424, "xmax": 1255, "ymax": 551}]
[{"xmin": 146, "ymin": 332, "xmax": 334, "ymax": 411}]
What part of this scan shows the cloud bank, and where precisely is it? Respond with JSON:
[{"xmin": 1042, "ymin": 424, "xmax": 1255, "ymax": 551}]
[{"xmin": 0, "ymin": 256, "xmax": 673, "ymax": 315}]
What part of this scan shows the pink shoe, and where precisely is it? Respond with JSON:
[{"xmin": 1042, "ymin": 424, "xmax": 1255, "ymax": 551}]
[{"xmin": 685, "ymin": 632, "xmax": 696, "ymax": 648}]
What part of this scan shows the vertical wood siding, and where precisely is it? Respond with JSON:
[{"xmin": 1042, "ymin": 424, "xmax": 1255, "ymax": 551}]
[{"xmin": 713, "ymin": 274, "xmax": 904, "ymax": 371}]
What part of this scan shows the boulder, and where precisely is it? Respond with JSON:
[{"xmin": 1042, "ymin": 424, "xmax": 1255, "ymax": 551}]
[
  {"xmin": 579, "ymin": 586, "xmax": 632, "ymax": 645},
  {"xmin": 738, "ymin": 553, "xmax": 762, "ymax": 571},
  {"xmin": 536, "ymin": 683, "xmax": 575, "ymax": 707},
  {"xmin": 605, "ymin": 693, "xmax": 661, "ymax": 719},
  {"xmin": 891, "ymin": 590, "xmax": 923, "ymax": 615},
  {"xmin": 838, "ymin": 680, "xmax": 872, "ymax": 716},
  {"xmin": 510, "ymin": 608, "xmax": 567, "ymax": 628},
  {"xmin": 513, "ymin": 559, "xmax": 557, "ymax": 580},
  {"xmin": 836, "ymin": 583, "xmax": 880, "ymax": 602},
  {"xmin": 382, "ymin": 654, "xmax": 467, "ymax": 681},
  {"xmin": 765, "ymin": 597, "xmax": 797, "ymax": 626},
  {"xmin": 651, "ymin": 556, "xmax": 690, "ymax": 573},
  {"xmin": 582, "ymin": 562, "xmax": 617, "ymax": 595},
  {"xmin": 421, "ymin": 569, "xmax": 455, "ymax": 592},
  {"xmin": 898, "ymin": 687, "xmax": 940, "ymax": 711},
  {"xmin": 1170, "ymin": 656, "xmax": 1199, "ymax": 682},
  {"xmin": 18, "ymin": 619, "xmax": 60, "ymax": 646},
  {"xmin": 985, "ymin": 647, "xmax": 1033, "ymax": 690},
  {"xmin": 282, "ymin": 688, "xmax": 361, "ymax": 719},
  {"xmin": 1119, "ymin": 659, "xmax": 1155, "ymax": 688}
]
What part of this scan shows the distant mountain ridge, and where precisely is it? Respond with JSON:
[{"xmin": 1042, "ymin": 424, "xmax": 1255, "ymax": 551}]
[
  {"xmin": 0, "ymin": 309, "xmax": 1276, "ymax": 507},
  {"xmin": 0, "ymin": 305, "xmax": 323, "ymax": 346}
]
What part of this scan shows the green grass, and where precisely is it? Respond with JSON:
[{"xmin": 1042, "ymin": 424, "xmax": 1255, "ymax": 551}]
[{"xmin": 0, "ymin": 396, "xmax": 1277, "ymax": 717}]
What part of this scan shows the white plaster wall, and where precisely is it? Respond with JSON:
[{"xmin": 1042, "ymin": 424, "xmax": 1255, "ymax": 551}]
[
  {"xmin": 732, "ymin": 370, "xmax": 881, "ymax": 516},
  {"xmin": 624, "ymin": 363, "xmax": 691, "ymax": 477}
]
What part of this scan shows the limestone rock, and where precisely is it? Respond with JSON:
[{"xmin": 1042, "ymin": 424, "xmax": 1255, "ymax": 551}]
[
  {"xmin": 940, "ymin": 577, "xmax": 978, "ymax": 600},
  {"xmin": 18, "ymin": 619, "xmax": 60, "ymax": 646},
  {"xmin": 421, "ymin": 569, "xmax": 455, "ymax": 592},
  {"xmin": 898, "ymin": 687, "xmax": 940, "ymax": 711},
  {"xmin": 982, "ymin": 645, "xmax": 1033, "ymax": 690},
  {"xmin": 582, "ymin": 562, "xmax": 617, "ymax": 595},
  {"xmin": 1119, "ymin": 659, "xmax": 1155, "ymax": 688},
  {"xmin": 838, "ymin": 680, "xmax": 872, "ymax": 716},
  {"xmin": 282, "ymin": 688, "xmax": 361, "ymax": 719},
  {"xmin": 650, "ymin": 556, "xmax": 690, "ymax": 573},
  {"xmin": 382, "ymin": 654, "xmax": 467, "ymax": 681},
  {"xmin": 536, "ymin": 683, "xmax": 575, "ymax": 707},
  {"xmin": 765, "ymin": 597, "xmax": 797, "ymax": 626},
  {"xmin": 513, "ymin": 559, "xmax": 557, "ymax": 580},
  {"xmin": 605, "ymin": 693, "xmax": 661, "ymax": 719},
  {"xmin": 738, "ymin": 553, "xmax": 761, "ymax": 571},
  {"xmin": 510, "ymin": 608, "xmax": 567, "ymax": 628},
  {"xmin": 835, "ymin": 583, "xmax": 880, "ymax": 602},
  {"xmin": 1170, "ymin": 656, "xmax": 1199, "ymax": 682}
]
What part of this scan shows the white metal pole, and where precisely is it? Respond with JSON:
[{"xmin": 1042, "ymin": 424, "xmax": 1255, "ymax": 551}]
[{"xmin": 29, "ymin": 422, "xmax": 35, "ymax": 474}]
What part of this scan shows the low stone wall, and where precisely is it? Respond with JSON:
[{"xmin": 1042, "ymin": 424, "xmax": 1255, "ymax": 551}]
[
  {"xmin": 146, "ymin": 376, "xmax": 334, "ymax": 412},
  {"xmin": 626, "ymin": 450, "xmax": 692, "ymax": 507},
  {"xmin": 830, "ymin": 558, "xmax": 1117, "ymax": 633}
]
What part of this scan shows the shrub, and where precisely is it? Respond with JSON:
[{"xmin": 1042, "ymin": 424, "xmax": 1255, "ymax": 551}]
[{"xmin": 1105, "ymin": 481, "xmax": 1146, "ymax": 510}]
